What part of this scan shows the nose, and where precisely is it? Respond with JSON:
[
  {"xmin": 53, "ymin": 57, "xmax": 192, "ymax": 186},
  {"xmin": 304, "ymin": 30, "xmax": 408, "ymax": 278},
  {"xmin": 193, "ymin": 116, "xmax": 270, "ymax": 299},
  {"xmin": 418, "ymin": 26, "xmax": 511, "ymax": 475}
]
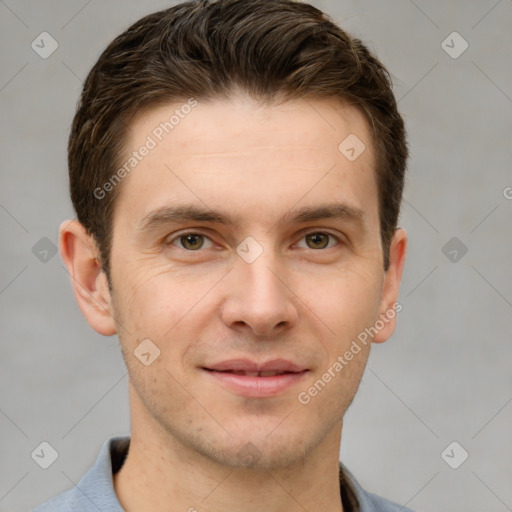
[{"xmin": 220, "ymin": 246, "xmax": 299, "ymax": 337}]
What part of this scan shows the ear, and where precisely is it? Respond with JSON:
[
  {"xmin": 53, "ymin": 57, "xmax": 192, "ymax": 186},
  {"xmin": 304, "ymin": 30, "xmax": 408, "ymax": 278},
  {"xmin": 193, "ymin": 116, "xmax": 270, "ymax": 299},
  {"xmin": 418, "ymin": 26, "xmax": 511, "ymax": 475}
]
[
  {"xmin": 372, "ymin": 227, "xmax": 407, "ymax": 344},
  {"xmin": 59, "ymin": 219, "xmax": 117, "ymax": 336}
]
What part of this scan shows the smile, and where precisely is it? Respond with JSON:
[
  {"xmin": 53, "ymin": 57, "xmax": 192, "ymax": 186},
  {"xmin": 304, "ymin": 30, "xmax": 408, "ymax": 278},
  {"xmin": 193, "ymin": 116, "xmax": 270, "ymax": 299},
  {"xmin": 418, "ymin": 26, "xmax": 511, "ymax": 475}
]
[{"xmin": 202, "ymin": 368, "xmax": 309, "ymax": 398}]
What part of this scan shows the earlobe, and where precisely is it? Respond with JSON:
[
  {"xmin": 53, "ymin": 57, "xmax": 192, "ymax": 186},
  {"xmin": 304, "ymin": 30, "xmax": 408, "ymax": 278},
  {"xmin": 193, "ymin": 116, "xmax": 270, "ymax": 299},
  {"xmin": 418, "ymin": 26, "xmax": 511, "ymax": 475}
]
[
  {"xmin": 59, "ymin": 219, "xmax": 117, "ymax": 336},
  {"xmin": 372, "ymin": 228, "xmax": 407, "ymax": 344}
]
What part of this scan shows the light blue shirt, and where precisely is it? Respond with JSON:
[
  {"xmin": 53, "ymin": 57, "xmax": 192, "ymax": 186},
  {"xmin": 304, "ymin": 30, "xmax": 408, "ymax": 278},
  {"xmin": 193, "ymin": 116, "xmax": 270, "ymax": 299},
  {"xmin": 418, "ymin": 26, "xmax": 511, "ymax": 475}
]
[{"xmin": 31, "ymin": 437, "xmax": 416, "ymax": 512}]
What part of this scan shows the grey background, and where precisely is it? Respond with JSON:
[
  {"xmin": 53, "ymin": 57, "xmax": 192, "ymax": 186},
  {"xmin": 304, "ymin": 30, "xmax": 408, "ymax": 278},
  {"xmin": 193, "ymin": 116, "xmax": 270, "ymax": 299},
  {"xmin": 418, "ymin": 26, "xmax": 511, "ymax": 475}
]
[{"xmin": 1, "ymin": 1, "xmax": 511, "ymax": 511}]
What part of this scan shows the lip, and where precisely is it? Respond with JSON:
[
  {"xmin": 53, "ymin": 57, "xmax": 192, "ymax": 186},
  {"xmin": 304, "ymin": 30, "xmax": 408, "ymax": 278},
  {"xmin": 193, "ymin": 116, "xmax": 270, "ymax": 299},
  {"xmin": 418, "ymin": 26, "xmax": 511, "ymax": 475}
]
[
  {"xmin": 202, "ymin": 368, "xmax": 309, "ymax": 398},
  {"xmin": 203, "ymin": 358, "xmax": 307, "ymax": 373},
  {"xmin": 201, "ymin": 358, "xmax": 309, "ymax": 398}
]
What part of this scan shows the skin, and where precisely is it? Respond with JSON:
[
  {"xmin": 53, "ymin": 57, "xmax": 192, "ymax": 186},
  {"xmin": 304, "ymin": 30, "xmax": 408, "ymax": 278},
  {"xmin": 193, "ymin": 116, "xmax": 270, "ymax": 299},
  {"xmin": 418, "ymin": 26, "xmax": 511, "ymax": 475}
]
[{"xmin": 60, "ymin": 93, "xmax": 407, "ymax": 512}]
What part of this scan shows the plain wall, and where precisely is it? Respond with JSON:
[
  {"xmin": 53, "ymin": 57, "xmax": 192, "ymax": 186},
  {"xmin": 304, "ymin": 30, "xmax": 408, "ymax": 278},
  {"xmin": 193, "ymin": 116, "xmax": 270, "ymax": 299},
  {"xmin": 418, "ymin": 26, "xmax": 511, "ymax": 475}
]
[{"xmin": 1, "ymin": 1, "xmax": 511, "ymax": 511}]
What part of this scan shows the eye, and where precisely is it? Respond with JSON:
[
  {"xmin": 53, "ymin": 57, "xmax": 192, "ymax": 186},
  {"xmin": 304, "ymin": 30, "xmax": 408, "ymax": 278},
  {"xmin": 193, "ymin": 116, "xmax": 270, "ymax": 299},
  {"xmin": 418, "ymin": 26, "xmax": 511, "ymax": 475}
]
[
  {"xmin": 167, "ymin": 232, "xmax": 214, "ymax": 251},
  {"xmin": 165, "ymin": 230, "xmax": 344, "ymax": 252},
  {"xmin": 296, "ymin": 231, "xmax": 343, "ymax": 250}
]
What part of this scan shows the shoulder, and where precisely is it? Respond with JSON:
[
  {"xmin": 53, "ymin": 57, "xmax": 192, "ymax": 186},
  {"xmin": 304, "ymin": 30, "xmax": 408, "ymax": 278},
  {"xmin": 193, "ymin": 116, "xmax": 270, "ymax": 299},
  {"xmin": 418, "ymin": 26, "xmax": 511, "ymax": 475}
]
[
  {"xmin": 30, "ymin": 487, "xmax": 79, "ymax": 511},
  {"xmin": 29, "ymin": 436, "xmax": 129, "ymax": 512},
  {"xmin": 29, "ymin": 477, "xmax": 119, "ymax": 512},
  {"xmin": 361, "ymin": 489, "xmax": 416, "ymax": 511},
  {"xmin": 340, "ymin": 462, "xmax": 417, "ymax": 512}
]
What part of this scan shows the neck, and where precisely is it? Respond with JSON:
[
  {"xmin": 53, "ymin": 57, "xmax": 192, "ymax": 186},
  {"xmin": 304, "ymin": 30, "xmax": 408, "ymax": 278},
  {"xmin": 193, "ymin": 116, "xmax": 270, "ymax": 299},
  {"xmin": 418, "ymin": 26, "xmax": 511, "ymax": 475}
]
[{"xmin": 114, "ymin": 389, "xmax": 345, "ymax": 512}]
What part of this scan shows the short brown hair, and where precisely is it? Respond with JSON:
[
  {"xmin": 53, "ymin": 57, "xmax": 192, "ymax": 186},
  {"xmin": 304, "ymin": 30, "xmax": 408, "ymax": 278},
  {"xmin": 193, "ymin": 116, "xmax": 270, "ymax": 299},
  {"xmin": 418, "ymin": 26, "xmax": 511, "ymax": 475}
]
[{"xmin": 68, "ymin": 0, "xmax": 408, "ymax": 287}]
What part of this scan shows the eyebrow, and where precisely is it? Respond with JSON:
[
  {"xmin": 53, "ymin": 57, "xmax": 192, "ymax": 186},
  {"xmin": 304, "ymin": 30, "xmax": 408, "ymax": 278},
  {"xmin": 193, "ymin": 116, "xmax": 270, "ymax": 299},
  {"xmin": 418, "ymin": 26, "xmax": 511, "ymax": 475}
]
[{"xmin": 137, "ymin": 202, "xmax": 366, "ymax": 233}]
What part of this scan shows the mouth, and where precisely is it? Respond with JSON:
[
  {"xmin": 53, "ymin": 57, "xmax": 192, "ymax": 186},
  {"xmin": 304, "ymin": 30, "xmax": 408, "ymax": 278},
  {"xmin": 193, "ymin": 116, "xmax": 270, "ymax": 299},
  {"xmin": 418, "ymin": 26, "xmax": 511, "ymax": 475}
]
[
  {"xmin": 201, "ymin": 363, "xmax": 309, "ymax": 398},
  {"xmin": 203, "ymin": 369, "xmax": 302, "ymax": 377}
]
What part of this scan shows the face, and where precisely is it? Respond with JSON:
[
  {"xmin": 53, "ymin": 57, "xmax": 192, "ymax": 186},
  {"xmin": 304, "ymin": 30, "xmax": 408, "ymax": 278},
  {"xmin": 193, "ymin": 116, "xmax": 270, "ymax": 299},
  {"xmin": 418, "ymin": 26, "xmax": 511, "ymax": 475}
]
[{"xmin": 68, "ymin": 93, "xmax": 406, "ymax": 471}]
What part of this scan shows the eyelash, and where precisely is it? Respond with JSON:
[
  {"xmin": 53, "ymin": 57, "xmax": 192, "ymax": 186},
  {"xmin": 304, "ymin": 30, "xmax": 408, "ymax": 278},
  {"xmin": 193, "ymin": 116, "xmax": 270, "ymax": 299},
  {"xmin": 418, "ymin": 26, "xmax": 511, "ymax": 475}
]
[{"xmin": 165, "ymin": 230, "xmax": 346, "ymax": 251}]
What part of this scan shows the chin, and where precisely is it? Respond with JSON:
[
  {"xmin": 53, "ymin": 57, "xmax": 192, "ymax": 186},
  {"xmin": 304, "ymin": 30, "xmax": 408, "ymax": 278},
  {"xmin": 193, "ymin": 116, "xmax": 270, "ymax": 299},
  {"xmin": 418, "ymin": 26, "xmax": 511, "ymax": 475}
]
[{"xmin": 196, "ymin": 429, "xmax": 312, "ymax": 471}]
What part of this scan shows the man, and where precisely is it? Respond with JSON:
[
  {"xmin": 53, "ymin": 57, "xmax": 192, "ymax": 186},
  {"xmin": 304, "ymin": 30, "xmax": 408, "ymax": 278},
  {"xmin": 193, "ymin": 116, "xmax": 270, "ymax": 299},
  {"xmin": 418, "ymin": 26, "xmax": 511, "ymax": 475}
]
[{"xmin": 33, "ymin": 0, "xmax": 412, "ymax": 510}]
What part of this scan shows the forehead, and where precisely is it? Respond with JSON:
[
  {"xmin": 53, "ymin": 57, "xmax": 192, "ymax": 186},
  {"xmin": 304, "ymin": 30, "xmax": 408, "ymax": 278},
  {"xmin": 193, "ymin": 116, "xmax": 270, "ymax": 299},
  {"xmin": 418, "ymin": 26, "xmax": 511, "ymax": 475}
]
[
  {"xmin": 131, "ymin": 95, "xmax": 372, "ymax": 158},
  {"xmin": 114, "ymin": 95, "xmax": 378, "ymax": 233}
]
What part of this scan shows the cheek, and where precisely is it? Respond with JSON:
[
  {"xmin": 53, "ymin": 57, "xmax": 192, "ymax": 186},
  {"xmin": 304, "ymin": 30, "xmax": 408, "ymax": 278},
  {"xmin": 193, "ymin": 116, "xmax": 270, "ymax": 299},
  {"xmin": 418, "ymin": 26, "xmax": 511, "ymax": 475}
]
[
  {"xmin": 112, "ymin": 261, "xmax": 189, "ymax": 331},
  {"xmin": 308, "ymin": 264, "xmax": 382, "ymax": 332},
  {"xmin": 112, "ymin": 264, "xmax": 217, "ymax": 377}
]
